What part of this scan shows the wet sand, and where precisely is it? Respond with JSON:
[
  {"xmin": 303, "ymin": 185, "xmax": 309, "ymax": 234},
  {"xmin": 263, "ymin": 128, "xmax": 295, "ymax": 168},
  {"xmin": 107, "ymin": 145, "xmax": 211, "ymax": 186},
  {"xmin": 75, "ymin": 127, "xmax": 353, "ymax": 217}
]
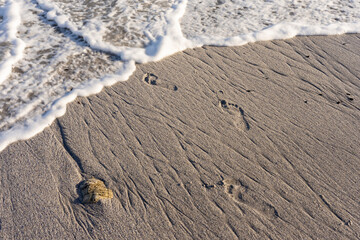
[{"xmin": 0, "ymin": 34, "xmax": 359, "ymax": 239}]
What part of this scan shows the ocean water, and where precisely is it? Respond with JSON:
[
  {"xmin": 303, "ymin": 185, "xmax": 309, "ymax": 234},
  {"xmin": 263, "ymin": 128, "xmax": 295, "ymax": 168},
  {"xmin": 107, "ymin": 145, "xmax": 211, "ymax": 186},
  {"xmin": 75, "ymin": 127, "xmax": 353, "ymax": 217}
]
[{"xmin": 0, "ymin": 0, "xmax": 359, "ymax": 151}]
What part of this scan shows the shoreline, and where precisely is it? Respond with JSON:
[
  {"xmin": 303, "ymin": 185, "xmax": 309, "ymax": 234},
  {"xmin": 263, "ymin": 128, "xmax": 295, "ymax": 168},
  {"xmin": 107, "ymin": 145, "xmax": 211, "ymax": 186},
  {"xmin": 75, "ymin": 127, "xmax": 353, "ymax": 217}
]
[{"xmin": 0, "ymin": 34, "xmax": 359, "ymax": 239}]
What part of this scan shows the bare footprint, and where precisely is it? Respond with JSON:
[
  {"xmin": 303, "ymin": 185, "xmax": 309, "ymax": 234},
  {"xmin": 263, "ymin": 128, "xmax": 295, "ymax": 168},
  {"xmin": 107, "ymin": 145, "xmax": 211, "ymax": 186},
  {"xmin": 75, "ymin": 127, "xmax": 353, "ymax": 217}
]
[
  {"xmin": 142, "ymin": 73, "xmax": 178, "ymax": 91},
  {"xmin": 219, "ymin": 99, "xmax": 250, "ymax": 131},
  {"xmin": 222, "ymin": 178, "xmax": 279, "ymax": 219}
]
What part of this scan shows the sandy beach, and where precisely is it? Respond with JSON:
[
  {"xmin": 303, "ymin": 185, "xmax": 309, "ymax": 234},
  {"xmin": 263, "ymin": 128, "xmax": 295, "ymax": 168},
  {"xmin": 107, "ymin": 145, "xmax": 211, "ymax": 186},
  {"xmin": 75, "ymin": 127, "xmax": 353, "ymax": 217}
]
[{"xmin": 0, "ymin": 34, "xmax": 359, "ymax": 239}]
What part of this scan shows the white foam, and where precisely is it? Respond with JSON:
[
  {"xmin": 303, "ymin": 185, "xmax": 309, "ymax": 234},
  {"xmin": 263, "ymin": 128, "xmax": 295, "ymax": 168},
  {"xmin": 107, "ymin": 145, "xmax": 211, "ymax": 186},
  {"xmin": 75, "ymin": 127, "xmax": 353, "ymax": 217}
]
[
  {"xmin": 33, "ymin": 0, "xmax": 360, "ymax": 62},
  {"xmin": 120, "ymin": 0, "xmax": 194, "ymax": 63},
  {"xmin": 182, "ymin": 0, "xmax": 360, "ymax": 43},
  {"xmin": 0, "ymin": 0, "xmax": 25, "ymax": 85},
  {"xmin": 190, "ymin": 21, "xmax": 360, "ymax": 47},
  {"xmin": 35, "ymin": 0, "xmax": 193, "ymax": 63},
  {"xmin": 0, "ymin": 60, "xmax": 135, "ymax": 152}
]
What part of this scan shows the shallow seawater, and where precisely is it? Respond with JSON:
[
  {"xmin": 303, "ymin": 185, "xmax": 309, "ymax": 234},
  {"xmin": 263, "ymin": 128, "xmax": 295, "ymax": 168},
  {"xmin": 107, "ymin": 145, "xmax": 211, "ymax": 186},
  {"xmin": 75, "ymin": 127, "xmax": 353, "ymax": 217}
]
[
  {"xmin": 0, "ymin": 0, "xmax": 359, "ymax": 150},
  {"xmin": 182, "ymin": 0, "xmax": 360, "ymax": 42}
]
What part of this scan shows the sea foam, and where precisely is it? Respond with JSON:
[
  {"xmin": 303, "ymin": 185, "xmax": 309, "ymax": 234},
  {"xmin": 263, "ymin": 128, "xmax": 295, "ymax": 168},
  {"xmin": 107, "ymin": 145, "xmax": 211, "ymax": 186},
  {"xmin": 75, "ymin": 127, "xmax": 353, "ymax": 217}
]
[
  {"xmin": 0, "ymin": 0, "xmax": 360, "ymax": 151},
  {"xmin": 0, "ymin": 0, "xmax": 25, "ymax": 85}
]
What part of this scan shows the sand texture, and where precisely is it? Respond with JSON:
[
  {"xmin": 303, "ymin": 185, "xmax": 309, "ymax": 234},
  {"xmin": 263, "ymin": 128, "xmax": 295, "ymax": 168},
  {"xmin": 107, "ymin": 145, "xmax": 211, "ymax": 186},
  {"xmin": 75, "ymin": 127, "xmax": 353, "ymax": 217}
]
[{"xmin": 0, "ymin": 34, "xmax": 359, "ymax": 239}]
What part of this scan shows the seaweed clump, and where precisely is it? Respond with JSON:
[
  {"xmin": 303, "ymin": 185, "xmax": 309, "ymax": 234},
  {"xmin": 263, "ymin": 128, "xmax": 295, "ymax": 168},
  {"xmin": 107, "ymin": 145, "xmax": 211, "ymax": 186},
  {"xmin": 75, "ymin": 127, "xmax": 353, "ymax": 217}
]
[{"xmin": 79, "ymin": 178, "xmax": 113, "ymax": 204}]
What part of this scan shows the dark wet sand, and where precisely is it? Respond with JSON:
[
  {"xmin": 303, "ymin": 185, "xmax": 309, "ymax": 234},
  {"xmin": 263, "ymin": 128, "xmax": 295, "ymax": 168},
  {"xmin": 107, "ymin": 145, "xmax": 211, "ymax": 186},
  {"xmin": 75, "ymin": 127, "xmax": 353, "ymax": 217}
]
[{"xmin": 0, "ymin": 34, "xmax": 359, "ymax": 239}]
